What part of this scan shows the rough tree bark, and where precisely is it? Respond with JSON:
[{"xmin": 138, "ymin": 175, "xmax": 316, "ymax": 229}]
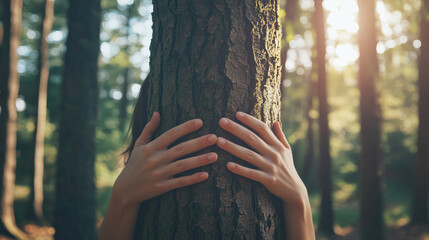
[
  {"xmin": 28, "ymin": 0, "xmax": 55, "ymax": 223},
  {"xmin": 53, "ymin": 0, "xmax": 101, "ymax": 238},
  {"xmin": 0, "ymin": 0, "xmax": 27, "ymax": 238},
  {"xmin": 314, "ymin": 0, "xmax": 334, "ymax": 236},
  {"xmin": 411, "ymin": 0, "xmax": 429, "ymax": 225},
  {"xmin": 357, "ymin": 0, "xmax": 384, "ymax": 239},
  {"xmin": 134, "ymin": 0, "xmax": 285, "ymax": 239}
]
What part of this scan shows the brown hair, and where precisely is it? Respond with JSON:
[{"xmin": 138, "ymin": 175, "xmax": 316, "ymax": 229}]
[{"xmin": 123, "ymin": 76, "xmax": 149, "ymax": 163}]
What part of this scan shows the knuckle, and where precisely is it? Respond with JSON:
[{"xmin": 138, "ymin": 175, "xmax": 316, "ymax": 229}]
[
  {"xmin": 268, "ymin": 176, "xmax": 277, "ymax": 185},
  {"xmin": 174, "ymin": 160, "xmax": 187, "ymax": 172},
  {"xmin": 174, "ymin": 145, "xmax": 185, "ymax": 155},
  {"xmin": 244, "ymin": 150, "xmax": 256, "ymax": 161},
  {"xmin": 153, "ymin": 182, "xmax": 164, "ymax": 191},
  {"xmin": 279, "ymin": 146, "xmax": 289, "ymax": 154},
  {"xmin": 247, "ymin": 132, "xmax": 259, "ymax": 143},
  {"xmin": 272, "ymin": 165, "xmax": 279, "ymax": 175},
  {"xmin": 272, "ymin": 154, "xmax": 282, "ymax": 164},
  {"xmin": 169, "ymin": 128, "xmax": 181, "ymax": 139},
  {"xmin": 267, "ymin": 163, "xmax": 276, "ymax": 173},
  {"xmin": 143, "ymin": 143, "xmax": 154, "ymax": 155},
  {"xmin": 145, "ymin": 156, "xmax": 159, "ymax": 169},
  {"xmin": 176, "ymin": 178, "xmax": 188, "ymax": 187},
  {"xmin": 256, "ymin": 122, "xmax": 268, "ymax": 132},
  {"xmin": 151, "ymin": 169, "xmax": 164, "ymax": 180}
]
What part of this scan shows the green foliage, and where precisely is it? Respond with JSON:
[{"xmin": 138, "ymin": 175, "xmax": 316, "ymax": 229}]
[{"xmin": 7, "ymin": 0, "xmax": 424, "ymax": 234}]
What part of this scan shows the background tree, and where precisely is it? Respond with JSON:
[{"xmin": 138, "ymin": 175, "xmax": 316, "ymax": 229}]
[
  {"xmin": 300, "ymin": 69, "xmax": 315, "ymax": 183},
  {"xmin": 357, "ymin": 0, "xmax": 384, "ymax": 239},
  {"xmin": 0, "ymin": 0, "xmax": 27, "ymax": 238},
  {"xmin": 0, "ymin": 0, "xmax": 426, "ymax": 239},
  {"xmin": 53, "ymin": 0, "xmax": 101, "ymax": 238},
  {"xmin": 28, "ymin": 0, "xmax": 55, "ymax": 223},
  {"xmin": 133, "ymin": 0, "xmax": 284, "ymax": 239},
  {"xmin": 411, "ymin": 0, "xmax": 429, "ymax": 225},
  {"xmin": 118, "ymin": 3, "xmax": 134, "ymax": 132},
  {"xmin": 314, "ymin": 0, "xmax": 334, "ymax": 236},
  {"xmin": 280, "ymin": 0, "xmax": 298, "ymax": 85}
]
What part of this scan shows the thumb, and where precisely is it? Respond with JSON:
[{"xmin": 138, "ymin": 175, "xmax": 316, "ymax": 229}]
[
  {"xmin": 273, "ymin": 122, "xmax": 290, "ymax": 149},
  {"xmin": 137, "ymin": 112, "xmax": 161, "ymax": 145}
]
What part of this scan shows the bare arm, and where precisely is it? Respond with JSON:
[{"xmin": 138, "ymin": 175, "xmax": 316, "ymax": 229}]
[
  {"xmin": 98, "ymin": 112, "xmax": 218, "ymax": 240},
  {"xmin": 217, "ymin": 112, "xmax": 315, "ymax": 240}
]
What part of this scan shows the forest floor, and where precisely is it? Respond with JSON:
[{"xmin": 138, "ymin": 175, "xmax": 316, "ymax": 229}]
[
  {"xmin": 0, "ymin": 224, "xmax": 427, "ymax": 240},
  {"xmin": 316, "ymin": 224, "xmax": 429, "ymax": 240}
]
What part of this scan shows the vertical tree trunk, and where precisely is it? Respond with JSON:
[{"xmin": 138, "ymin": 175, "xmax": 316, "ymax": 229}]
[
  {"xmin": 357, "ymin": 0, "xmax": 384, "ymax": 239},
  {"xmin": 411, "ymin": 0, "xmax": 429, "ymax": 225},
  {"xmin": 280, "ymin": 0, "xmax": 297, "ymax": 98},
  {"xmin": 0, "ymin": 0, "xmax": 27, "ymax": 238},
  {"xmin": 120, "ymin": 68, "xmax": 130, "ymax": 131},
  {"xmin": 53, "ymin": 0, "xmax": 101, "ymax": 238},
  {"xmin": 119, "ymin": 6, "xmax": 132, "ymax": 131},
  {"xmin": 301, "ymin": 74, "xmax": 314, "ymax": 183},
  {"xmin": 28, "ymin": 0, "xmax": 55, "ymax": 223},
  {"xmin": 134, "ymin": 0, "xmax": 284, "ymax": 239},
  {"xmin": 314, "ymin": 0, "xmax": 334, "ymax": 236}
]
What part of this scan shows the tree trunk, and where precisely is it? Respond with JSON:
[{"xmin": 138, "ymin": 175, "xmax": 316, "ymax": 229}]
[
  {"xmin": 28, "ymin": 0, "xmax": 55, "ymax": 223},
  {"xmin": 120, "ymin": 67, "xmax": 130, "ymax": 131},
  {"xmin": 314, "ymin": 0, "xmax": 334, "ymax": 236},
  {"xmin": 411, "ymin": 0, "xmax": 429, "ymax": 225},
  {"xmin": 301, "ymin": 74, "xmax": 314, "ymax": 184},
  {"xmin": 53, "ymin": 0, "xmax": 101, "ymax": 238},
  {"xmin": 280, "ymin": 0, "xmax": 297, "ymax": 98},
  {"xmin": 134, "ymin": 0, "xmax": 284, "ymax": 239},
  {"xmin": 119, "ymin": 6, "xmax": 132, "ymax": 131},
  {"xmin": 0, "ymin": 0, "xmax": 28, "ymax": 238},
  {"xmin": 357, "ymin": 0, "xmax": 384, "ymax": 239}
]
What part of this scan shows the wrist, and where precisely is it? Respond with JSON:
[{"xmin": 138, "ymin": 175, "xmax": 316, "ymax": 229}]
[
  {"xmin": 282, "ymin": 190, "xmax": 312, "ymax": 223},
  {"xmin": 111, "ymin": 184, "xmax": 139, "ymax": 211},
  {"xmin": 282, "ymin": 182, "xmax": 309, "ymax": 207}
]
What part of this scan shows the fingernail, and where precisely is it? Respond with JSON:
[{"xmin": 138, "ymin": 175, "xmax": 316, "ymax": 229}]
[
  {"xmin": 237, "ymin": 112, "xmax": 245, "ymax": 118},
  {"xmin": 228, "ymin": 162, "xmax": 237, "ymax": 168},
  {"xmin": 207, "ymin": 135, "xmax": 217, "ymax": 142},
  {"xmin": 218, "ymin": 138, "xmax": 226, "ymax": 145},
  {"xmin": 207, "ymin": 153, "xmax": 217, "ymax": 161},
  {"xmin": 199, "ymin": 172, "xmax": 208, "ymax": 179},
  {"xmin": 220, "ymin": 118, "xmax": 229, "ymax": 126}
]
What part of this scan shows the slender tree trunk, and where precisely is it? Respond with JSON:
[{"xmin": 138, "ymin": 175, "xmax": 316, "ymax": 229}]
[
  {"xmin": 357, "ymin": 0, "xmax": 384, "ymax": 239},
  {"xmin": 53, "ymin": 0, "xmax": 101, "ymax": 238},
  {"xmin": 119, "ymin": 6, "xmax": 132, "ymax": 131},
  {"xmin": 28, "ymin": 0, "xmax": 55, "ymax": 223},
  {"xmin": 0, "ymin": 25, "xmax": 3, "ymax": 46},
  {"xmin": 134, "ymin": 0, "xmax": 284, "ymax": 239},
  {"xmin": 411, "ymin": 0, "xmax": 429, "ymax": 225},
  {"xmin": 280, "ymin": 0, "xmax": 298, "ymax": 98},
  {"xmin": 301, "ymin": 74, "xmax": 315, "ymax": 183},
  {"xmin": 0, "ymin": 0, "xmax": 28, "ymax": 239},
  {"xmin": 314, "ymin": 0, "xmax": 334, "ymax": 236},
  {"xmin": 120, "ymin": 67, "xmax": 130, "ymax": 131}
]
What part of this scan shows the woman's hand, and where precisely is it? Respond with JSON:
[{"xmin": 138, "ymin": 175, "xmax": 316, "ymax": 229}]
[
  {"xmin": 112, "ymin": 112, "xmax": 218, "ymax": 207},
  {"xmin": 99, "ymin": 112, "xmax": 218, "ymax": 240},
  {"xmin": 217, "ymin": 111, "xmax": 315, "ymax": 240},
  {"xmin": 217, "ymin": 111, "xmax": 307, "ymax": 206}
]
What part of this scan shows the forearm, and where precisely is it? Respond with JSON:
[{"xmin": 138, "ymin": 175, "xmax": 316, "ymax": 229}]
[
  {"xmin": 98, "ymin": 192, "xmax": 140, "ymax": 240},
  {"xmin": 283, "ymin": 196, "xmax": 315, "ymax": 240}
]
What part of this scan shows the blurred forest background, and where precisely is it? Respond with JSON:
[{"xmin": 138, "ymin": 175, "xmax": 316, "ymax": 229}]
[{"xmin": 0, "ymin": 0, "xmax": 428, "ymax": 239}]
